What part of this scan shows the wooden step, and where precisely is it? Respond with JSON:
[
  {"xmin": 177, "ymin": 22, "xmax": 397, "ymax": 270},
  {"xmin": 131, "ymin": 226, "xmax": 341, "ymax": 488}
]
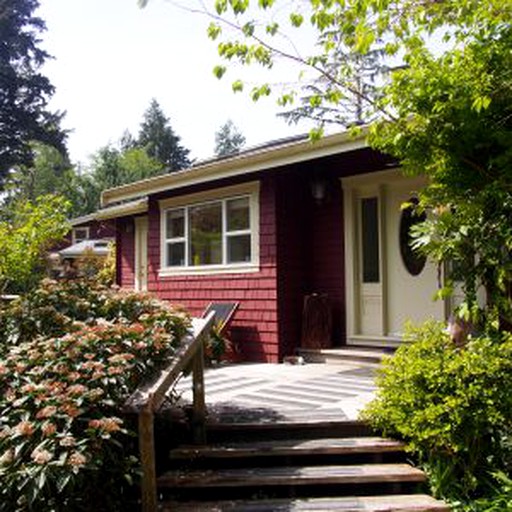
[
  {"xmin": 205, "ymin": 419, "xmax": 372, "ymax": 442},
  {"xmin": 162, "ymin": 494, "xmax": 449, "ymax": 511},
  {"xmin": 299, "ymin": 347, "xmax": 391, "ymax": 366},
  {"xmin": 170, "ymin": 437, "xmax": 405, "ymax": 460},
  {"xmin": 158, "ymin": 463, "xmax": 426, "ymax": 489}
]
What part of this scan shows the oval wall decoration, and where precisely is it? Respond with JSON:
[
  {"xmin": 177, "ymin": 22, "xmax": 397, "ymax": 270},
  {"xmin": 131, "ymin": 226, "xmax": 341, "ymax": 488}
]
[{"xmin": 399, "ymin": 198, "xmax": 427, "ymax": 276}]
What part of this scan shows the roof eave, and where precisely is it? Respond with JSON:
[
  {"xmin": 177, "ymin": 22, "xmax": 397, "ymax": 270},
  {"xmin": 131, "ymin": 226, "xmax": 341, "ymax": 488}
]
[{"xmin": 101, "ymin": 131, "xmax": 368, "ymax": 207}]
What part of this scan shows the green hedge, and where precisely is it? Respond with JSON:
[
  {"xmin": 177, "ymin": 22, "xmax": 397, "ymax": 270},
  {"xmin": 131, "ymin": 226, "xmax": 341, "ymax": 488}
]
[{"xmin": 362, "ymin": 321, "xmax": 512, "ymax": 504}]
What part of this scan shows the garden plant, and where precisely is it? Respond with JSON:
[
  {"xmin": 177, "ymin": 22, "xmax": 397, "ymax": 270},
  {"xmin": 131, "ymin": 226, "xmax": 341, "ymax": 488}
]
[{"xmin": 0, "ymin": 279, "xmax": 190, "ymax": 511}]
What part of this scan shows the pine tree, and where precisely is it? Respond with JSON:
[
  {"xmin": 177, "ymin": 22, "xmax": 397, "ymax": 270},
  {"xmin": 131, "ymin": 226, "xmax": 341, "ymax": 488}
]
[
  {"xmin": 0, "ymin": 0, "xmax": 67, "ymax": 187},
  {"xmin": 214, "ymin": 120, "xmax": 246, "ymax": 156},
  {"xmin": 137, "ymin": 99, "xmax": 191, "ymax": 171}
]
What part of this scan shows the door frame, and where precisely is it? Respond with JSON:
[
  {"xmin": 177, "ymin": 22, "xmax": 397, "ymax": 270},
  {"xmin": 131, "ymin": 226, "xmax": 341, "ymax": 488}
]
[
  {"xmin": 341, "ymin": 169, "xmax": 440, "ymax": 347},
  {"xmin": 134, "ymin": 216, "xmax": 148, "ymax": 292}
]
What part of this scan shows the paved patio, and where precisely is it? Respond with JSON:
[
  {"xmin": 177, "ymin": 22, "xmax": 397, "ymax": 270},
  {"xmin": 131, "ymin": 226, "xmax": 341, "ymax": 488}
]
[{"xmin": 172, "ymin": 361, "xmax": 378, "ymax": 423}]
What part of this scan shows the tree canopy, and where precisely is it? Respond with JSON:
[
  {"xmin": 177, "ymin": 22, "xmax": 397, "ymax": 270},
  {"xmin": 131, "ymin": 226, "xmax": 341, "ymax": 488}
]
[
  {"xmin": 0, "ymin": 0, "xmax": 67, "ymax": 188},
  {"xmin": 0, "ymin": 195, "xmax": 69, "ymax": 294},
  {"xmin": 194, "ymin": 0, "xmax": 511, "ymax": 326}
]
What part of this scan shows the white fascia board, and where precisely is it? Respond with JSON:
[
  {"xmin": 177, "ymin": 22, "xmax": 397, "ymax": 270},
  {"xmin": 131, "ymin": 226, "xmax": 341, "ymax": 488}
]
[
  {"xmin": 101, "ymin": 131, "xmax": 368, "ymax": 207},
  {"xmin": 95, "ymin": 197, "xmax": 148, "ymax": 220}
]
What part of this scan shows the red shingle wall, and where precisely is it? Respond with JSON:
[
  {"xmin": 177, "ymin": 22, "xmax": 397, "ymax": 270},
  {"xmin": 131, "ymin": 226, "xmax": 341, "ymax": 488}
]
[
  {"xmin": 275, "ymin": 173, "xmax": 311, "ymax": 358},
  {"xmin": 308, "ymin": 178, "xmax": 345, "ymax": 343},
  {"xmin": 116, "ymin": 218, "xmax": 135, "ymax": 288},
  {"xmin": 145, "ymin": 177, "xmax": 280, "ymax": 363}
]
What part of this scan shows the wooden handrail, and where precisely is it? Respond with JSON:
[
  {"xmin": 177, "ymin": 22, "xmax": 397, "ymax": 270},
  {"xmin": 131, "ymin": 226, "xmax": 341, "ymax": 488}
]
[{"xmin": 124, "ymin": 310, "xmax": 215, "ymax": 512}]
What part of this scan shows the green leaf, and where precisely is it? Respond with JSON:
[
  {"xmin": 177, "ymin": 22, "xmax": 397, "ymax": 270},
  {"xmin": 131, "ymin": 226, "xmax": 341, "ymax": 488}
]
[
  {"xmin": 472, "ymin": 95, "xmax": 491, "ymax": 113},
  {"xmin": 213, "ymin": 65, "xmax": 227, "ymax": 79},
  {"xmin": 242, "ymin": 22, "xmax": 255, "ymax": 37},
  {"xmin": 232, "ymin": 80, "xmax": 244, "ymax": 92},
  {"xmin": 266, "ymin": 22, "xmax": 279, "ymax": 35},
  {"xmin": 215, "ymin": 0, "xmax": 228, "ymax": 15},
  {"xmin": 289, "ymin": 13, "xmax": 304, "ymax": 28},
  {"xmin": 207, "ymin": 23, "xmax": 222, "ymax": 41},
  {"xmin": 258, "ymin": 0, "xmax": 274, "ymax": 7}
]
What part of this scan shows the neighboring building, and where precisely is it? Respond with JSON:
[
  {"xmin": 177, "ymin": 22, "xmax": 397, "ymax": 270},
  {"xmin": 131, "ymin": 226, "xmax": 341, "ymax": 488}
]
[
  {"xmin": 50, "ymin": 214, "xmax": 115, "ymax": 278},
  {"xmin": 97, "ymin": 132, "xmax": 447, "ymax": 362}
]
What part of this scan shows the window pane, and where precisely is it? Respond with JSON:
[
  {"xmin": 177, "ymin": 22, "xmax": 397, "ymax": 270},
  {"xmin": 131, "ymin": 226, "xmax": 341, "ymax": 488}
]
[
  {"xmin": 166, "ymin": 209, "xmax": 185, "ymax": 238},
  {"xmin": 167, "ymin": 242, "xmax": 185, "ymax": 266},
  {"xmin": 227, "ymin": 234, "xmax": 251, "ymax": 263},
  {"xmin": 189, "ymin": 202, "xmax": 222, "ymax": 265},
  {"xmin": 361, "ymin": 197, "xmax": 380, "ymax": 283},
  {"xmin": 227, "ymin": 197, "xmax": 250, "ymax": 231}
]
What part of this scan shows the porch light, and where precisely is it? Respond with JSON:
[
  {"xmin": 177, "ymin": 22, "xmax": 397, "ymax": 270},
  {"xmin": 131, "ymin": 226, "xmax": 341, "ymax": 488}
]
[{"xmin": 310, "ymin": 178, "xmax": 328, "ymax": 205}]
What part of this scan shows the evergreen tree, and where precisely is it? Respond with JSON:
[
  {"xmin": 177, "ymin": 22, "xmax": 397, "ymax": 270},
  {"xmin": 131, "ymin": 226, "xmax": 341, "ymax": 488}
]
[
  {"xmin": 0, "ymin": 0, "xmax": 67, "ymax": 188},
  {"xmin": 214, "ymin": 119, "xmax": 246, "ymax": 156},
  {"xmin": 137, "ymin": 99, "xmax": 191, "ymax": 171}
]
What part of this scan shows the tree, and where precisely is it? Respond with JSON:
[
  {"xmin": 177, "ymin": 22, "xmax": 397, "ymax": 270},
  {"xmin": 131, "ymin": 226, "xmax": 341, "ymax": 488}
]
[
  {"xmin": 0, "ymin": 195, "xmax": 70, "ymax": 294},
  {"xmin": 84, "ymin": 143, "xmax": 165, "ymax": 212},
  {"xmin": 214, "ymin": 119, "xmax": 246, "ymax": 156},
  {"xmin": 137, "ymin": 99, "xmax": 191, "ymax": 170},
  {"xmin": 0, "ymin": 0, "xmax": 67, "ymax": 188}
]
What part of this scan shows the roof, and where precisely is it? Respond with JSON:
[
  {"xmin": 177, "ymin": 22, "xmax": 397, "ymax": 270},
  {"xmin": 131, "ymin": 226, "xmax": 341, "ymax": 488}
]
[
  {"xmin": 100, "ymin": 130, "xmax": 367, "ymax": 208},
  {"xmin": 59, "ymin": 239, "xmax": 113, "ymax": 258},
  {"xmin": 69, "ymin": 213, "xmax": 97, "ymax": 227}
]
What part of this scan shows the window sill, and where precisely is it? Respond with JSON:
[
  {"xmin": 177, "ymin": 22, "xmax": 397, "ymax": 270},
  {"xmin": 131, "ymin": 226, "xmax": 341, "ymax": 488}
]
[{"xmin": 159, "ymin": 263, "xmax": 260, "ymax": 278}]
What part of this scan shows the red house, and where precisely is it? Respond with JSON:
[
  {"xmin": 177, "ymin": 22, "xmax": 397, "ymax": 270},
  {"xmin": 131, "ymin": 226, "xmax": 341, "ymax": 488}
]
[{"xmin": 97, "ymin": 132, "xmax": 447, "ymax": 362}]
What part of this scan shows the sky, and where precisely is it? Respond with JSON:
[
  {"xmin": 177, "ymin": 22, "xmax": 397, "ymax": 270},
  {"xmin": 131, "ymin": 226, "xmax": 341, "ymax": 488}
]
[{"xmin": 37, "ymin": 0, "xmax": 309, "ymax": 168}]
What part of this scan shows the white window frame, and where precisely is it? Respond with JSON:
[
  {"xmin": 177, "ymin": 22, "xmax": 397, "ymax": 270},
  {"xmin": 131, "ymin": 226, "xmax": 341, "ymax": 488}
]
[
  {"xmin": 72, "ymin": 227, "xmax": 90, "ymax": 244},
  {"xmin": 159, "ymin": 182, "xmax": 260, "ymax": 276}
]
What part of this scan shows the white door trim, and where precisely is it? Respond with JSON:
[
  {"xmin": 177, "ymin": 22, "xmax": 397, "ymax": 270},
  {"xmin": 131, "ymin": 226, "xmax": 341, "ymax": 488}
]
[{"xmin": 134, "ymin": 216, "xmax": 148, "ymax": 292}]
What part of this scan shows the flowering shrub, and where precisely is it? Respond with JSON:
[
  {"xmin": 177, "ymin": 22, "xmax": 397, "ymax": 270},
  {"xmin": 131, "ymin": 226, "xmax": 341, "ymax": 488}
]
[{"xmin": 0, "ymin": 280, "xmax": 190, "ymax": 510}]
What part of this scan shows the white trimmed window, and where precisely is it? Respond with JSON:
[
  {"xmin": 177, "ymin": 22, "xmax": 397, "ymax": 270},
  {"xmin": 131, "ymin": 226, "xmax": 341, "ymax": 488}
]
[
  {"xmin": 72, "ymin": 227, "xmax": 90, "ymax": 244},
  {"xmin": 160, "ymin": 183, "xmax": 259, "ymax": 275}
]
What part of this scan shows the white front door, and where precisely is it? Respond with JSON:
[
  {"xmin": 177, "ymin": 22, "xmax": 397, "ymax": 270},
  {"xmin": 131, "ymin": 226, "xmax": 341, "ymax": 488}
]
[
  {"xmin": 134, "ymin": 216, "xmax": 148, "ymax": 291},
  {"xmin": 343, "ymin": 170, "xmax": 445, "ymax": 346}
]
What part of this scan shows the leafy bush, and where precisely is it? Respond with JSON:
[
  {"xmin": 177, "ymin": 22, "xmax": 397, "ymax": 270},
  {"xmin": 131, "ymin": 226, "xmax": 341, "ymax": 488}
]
[
  {"xmin": 0, "ymin": 280, "xmax": 190, "ymax": 511},
  {"xmin": 362, "ymin": 321, "xmax": 512, "ymax": 502}
]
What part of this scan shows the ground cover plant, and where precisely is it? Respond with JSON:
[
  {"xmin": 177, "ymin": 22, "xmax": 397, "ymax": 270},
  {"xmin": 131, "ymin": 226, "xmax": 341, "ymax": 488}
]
[
  {"xmin": 363, "ymin": 321, "xmax": 512, "ymax": 509},
  {"xmin": 0, "ymin": 279, "xmax": 190, "ymax": 511}
]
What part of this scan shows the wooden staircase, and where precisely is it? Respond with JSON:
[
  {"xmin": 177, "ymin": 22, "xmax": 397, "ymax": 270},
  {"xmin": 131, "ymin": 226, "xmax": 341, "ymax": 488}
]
[{"xmin": 157, "ymin": 418, "xmax": 449, "ymax": 511}]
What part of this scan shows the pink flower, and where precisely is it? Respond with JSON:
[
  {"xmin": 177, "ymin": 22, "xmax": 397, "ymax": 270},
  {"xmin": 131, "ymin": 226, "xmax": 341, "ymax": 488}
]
[
  {"xmin": 31, "ymin": 449, "xmax": 53, "ymax": 464},
  {"xmin": 67, "ymin": 372, "xmax": 81, "ymax": 382},
  {"xmin": 42, "ymin": 422, "xmax": 57, "ymax": 437},
  {"xmin": 15, "ymin": 420, "xmax": 35, "ymax": 436},
  {"xmin": 60, "ymin": 404, "xmax": 81, "ymax": 418},
  {"xmin": 88, "ymin": 419, "xmax": 102, "ymax": 429},
  {"xmin": 67, "ymin": 452, "xmax": 87, "ymax": 467},
  {"xmin": 60, "ymin": 435, "xmax": 76, "ymax": 447},
  {"xmin": 102, "ymin": 417, "xmax": 123, "ymax": 433},
  {"xmin": 67, "ymin": 384, "xmax": 88, "ymax": 396},
  {"xmin": 0, "ymin": 449, "xmax": 14, "ymax": 465},
  {"xmin": 36, "ymin": 406, "xmax": 58, "ymax": 419}
]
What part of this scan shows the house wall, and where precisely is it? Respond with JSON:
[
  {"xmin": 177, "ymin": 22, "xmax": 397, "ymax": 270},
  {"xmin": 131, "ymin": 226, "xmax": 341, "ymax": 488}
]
[
  {"xmin": 142, "ymin": 176, "xmax": 281, "ymax": 363},
  {"xmin": 117, "ymin": 218, "xmax": 136, "ymax": 288},
  {"xmin": 114, "ymin": 147, "xmax": 396, "ymax": 361},
  {"xmin": 275, "ymin": 169, "xmax": 345, "ymax": 355}
]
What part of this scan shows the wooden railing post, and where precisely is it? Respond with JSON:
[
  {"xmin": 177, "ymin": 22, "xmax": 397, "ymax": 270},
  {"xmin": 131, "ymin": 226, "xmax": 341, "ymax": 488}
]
[
  {"xmin": 192, "ymin": 340, "xmax": 206, "ymax": 445},
  {"xmin": 123, "ymin": 312, "xmax": 215, "ymax": 510},
  {"xmin": 139, "ymin": 401, "xmax": 157, "ymax": 512}
]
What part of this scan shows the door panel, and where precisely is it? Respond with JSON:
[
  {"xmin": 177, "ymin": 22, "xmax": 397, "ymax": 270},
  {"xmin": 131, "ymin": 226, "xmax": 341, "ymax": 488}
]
[{"xmin": 385, "ymin": 183, "xmax": 444, "ymax": 336}]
